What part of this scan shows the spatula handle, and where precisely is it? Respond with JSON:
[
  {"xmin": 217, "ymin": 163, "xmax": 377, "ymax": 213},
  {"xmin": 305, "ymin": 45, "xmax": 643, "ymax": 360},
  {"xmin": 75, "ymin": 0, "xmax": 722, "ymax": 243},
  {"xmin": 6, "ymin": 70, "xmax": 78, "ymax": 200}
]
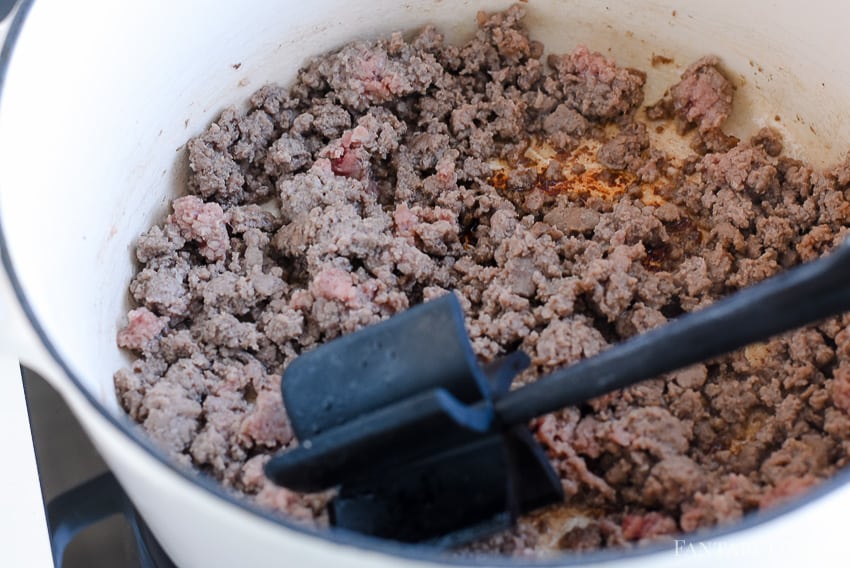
[{"xmin": 496, "ymin": 240, "xmax": 850, "ymax": 426}]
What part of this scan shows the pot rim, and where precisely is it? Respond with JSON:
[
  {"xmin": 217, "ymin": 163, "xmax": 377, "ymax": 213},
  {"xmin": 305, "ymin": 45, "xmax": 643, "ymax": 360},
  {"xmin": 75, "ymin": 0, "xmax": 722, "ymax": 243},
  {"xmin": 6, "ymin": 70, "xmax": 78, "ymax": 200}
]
[{"xmin": 2, "ymin": 1, "xmax": 849, "ymax": 565}]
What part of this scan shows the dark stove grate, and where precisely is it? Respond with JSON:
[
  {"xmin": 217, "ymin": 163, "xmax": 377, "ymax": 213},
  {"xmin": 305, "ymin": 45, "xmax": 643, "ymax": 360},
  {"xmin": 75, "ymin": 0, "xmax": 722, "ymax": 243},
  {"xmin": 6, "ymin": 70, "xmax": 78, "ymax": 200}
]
[
  {"xmin": 46, "ymin": 471, "xmax": 177, "ymax": 568},
  {"xmin": 23, "ymin": 368, "xmax": 176, "ymax": 568}
]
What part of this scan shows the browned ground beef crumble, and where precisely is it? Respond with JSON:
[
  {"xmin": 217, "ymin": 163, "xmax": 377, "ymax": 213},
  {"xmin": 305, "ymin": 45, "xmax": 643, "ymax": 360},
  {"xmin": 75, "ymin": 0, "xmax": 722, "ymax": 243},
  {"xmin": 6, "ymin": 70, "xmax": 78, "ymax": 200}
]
[{"xmin": 115, "ymin": 5, "xmax": 850, "ymax": 557}]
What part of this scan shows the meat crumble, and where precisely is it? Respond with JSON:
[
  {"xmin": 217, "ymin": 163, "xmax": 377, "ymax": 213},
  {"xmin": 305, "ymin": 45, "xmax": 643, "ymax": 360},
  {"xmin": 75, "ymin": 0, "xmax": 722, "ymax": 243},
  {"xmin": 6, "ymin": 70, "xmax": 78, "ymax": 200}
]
[{"xmin": 115, "ymin": 4, "xmax": 850, "ymax": 557}]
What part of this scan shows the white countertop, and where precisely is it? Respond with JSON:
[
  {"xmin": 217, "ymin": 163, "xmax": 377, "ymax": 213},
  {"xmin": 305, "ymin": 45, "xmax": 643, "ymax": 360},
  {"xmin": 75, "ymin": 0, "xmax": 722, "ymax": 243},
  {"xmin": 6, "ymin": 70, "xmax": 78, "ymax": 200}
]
[
  {"xmin": 0, "ymin": 355, "xmax": 53, "ymax": 567},
  {"xmin": 0, "ymin": 7, "xmax": 52, "ymax": 567}
]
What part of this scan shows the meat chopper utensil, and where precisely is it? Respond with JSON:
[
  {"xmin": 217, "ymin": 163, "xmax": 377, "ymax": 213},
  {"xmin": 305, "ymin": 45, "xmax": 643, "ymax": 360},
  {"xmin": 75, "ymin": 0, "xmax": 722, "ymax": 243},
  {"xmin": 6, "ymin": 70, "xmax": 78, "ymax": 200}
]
[{"xmin": 266, "ymin": 239, "xmax": 850, "ymax": 545}]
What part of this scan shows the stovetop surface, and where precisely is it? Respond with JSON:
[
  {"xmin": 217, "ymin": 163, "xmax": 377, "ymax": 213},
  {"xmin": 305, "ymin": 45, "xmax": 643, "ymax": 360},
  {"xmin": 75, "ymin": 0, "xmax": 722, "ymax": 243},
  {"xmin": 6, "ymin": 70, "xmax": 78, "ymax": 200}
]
[{"xmin": 24, "ymin": 367, "xmax": 143, "ymax": 567}]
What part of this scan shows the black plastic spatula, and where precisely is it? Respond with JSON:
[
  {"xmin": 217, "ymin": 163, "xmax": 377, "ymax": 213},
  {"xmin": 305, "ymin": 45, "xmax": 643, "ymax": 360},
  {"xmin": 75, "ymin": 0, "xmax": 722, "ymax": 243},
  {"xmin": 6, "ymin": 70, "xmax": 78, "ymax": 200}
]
[{"xmin": 266, "ymin": 239, "xmax": 850, "ymax": 545}]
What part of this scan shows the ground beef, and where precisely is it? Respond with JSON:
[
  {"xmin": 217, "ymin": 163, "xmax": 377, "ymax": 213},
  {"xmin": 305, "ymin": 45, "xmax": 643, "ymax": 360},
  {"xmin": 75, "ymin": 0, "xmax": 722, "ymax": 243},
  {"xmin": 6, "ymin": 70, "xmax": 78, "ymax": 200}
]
[
  {"xmin": 647, "ymin": 55, "xmax": 734, "ymax": 134},
  {"xmin": 116, "ymin": 307, "xmax": 167, "ymax": 351},
  {"xmin": 170, "ymin": 195, "xmax": 230, "ymax": 262},
  {"xmin": 115, "ymin": 4, "xmax": 850, "ymax": 558}
]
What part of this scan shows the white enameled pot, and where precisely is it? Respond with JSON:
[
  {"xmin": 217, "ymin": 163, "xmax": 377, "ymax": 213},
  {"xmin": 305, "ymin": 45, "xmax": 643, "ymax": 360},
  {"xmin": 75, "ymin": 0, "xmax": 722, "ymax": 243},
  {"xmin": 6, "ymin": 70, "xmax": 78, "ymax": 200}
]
[{"xmin": 2, "ymin": 1, "xmax": 850, "ymax": 566}]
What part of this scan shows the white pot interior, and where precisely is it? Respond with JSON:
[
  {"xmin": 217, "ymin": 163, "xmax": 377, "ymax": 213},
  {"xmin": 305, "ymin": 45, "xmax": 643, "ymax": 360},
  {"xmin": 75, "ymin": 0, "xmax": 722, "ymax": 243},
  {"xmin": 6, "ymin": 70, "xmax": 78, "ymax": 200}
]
[
  {"xmin": 2, "ymin": 0, "xmax": 850, "ymax": 565},
  {"xmin": 3, "ymin": 0, "xmax": 850, "ymax": 411}
]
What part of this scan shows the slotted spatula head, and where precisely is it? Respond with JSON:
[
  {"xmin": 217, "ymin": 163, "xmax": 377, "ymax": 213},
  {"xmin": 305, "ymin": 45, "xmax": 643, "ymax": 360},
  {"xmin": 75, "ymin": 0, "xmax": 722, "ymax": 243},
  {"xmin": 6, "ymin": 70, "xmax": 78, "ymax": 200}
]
[
  {"xmin": 281, "ymin": 294, "xmax": 493, "ymax": 440},
  {"xmin": 330, "ymin": 425, "xmax": 563, "ymax": 545},
  {"xmin": 265, "ymin": 294, "xmax": 563, "ymax": 543}
]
